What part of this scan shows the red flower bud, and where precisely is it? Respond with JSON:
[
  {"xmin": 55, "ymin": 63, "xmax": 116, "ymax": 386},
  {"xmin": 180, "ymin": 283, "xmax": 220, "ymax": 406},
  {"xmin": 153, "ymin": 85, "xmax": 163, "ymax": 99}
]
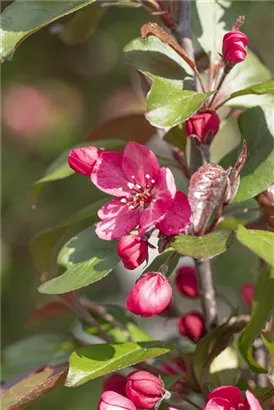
[
  {"xmin": 222, "ymin": 30, "xmax": 248, "ymax": 66},
  {"xmin": 103, "ymin": 374, "xmax": 127, "ymax": 396},
  {"xmin": 184, "ymin": 111, "xmax": 220, "ymax": 144},
  {"xmin": 98, "ymin": 391, "xmax": 136, "ymax": 410},
  {"xmin": 175, "ymin": 266, "xmax": 199, "ymax": 298},
  {"xmin": 117, "ymin": 235, "xmax": 148, "ymax": 270},
  {"xmin": 241, "ymin": 283, "xmax": 254, "ymax": 308},
  {"xmin": 178, "ymin": 312, "xmax": 205, "ymax": 343},
  {"xmin": 125, "ymin": 371, "xmax": 165, "ymax": 409},
  {"xmin": 126, "ymin": 272, "xmax": 172, "ymax": 317},
  {"xmin": 68, "ymin": 146, "xmax": 102, "ymax": 176}
]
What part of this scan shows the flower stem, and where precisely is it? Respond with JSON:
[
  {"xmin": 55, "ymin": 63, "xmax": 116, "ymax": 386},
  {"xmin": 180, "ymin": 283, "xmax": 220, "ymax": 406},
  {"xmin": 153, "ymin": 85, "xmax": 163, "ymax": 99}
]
[{"xmin": 208, "ymin": 70, "xmax": 228, "ymax": 108}]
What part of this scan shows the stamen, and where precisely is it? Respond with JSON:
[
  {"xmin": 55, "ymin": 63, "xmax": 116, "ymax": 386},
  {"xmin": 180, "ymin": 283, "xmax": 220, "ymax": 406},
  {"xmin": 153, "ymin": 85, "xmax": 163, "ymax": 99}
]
[
  {"xmin": 118, "ymin": 187, "xmax": 123, "ymax": 191},
  {"xmin": 127, "ymin": 182, "xmax": 135, "ymax": 189},
  {"xmin": 151, "ymin": 179, "xmax": 156, "ymax": 184},
  {"xmin": 131, "ymin": 175, "xmax": 135, "ymax": 179},
  {"xmin": 120, "ymin": 198, "xmax": 127, "ymax": 203},
  {"xmin": 135, "ymin": 184, "xmax": 142, "ymax": 189},
  {"xmin": 145, "ymin": 174, "xmax": 150, "ymax": 179},
  {"xmin": 129, "ymin": 205, "xmax": 135, "ymax": 210}
]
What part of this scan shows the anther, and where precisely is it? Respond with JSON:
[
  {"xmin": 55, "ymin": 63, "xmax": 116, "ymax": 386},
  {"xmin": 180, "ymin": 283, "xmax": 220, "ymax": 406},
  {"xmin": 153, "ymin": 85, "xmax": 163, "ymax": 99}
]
[
  {"xmin": 120, "ymin": 198, "xmax": 127, "ymax": 203},
  {"xmin": 135, "ymin": 184, "xmax": 142, "ymax": 189},
  {"xmin": 145, "ymin": 174, "xmax": 150, "ymax": 179},
  {"xmin": 129, "ymin": 205, "xmax": 135, "ymax": 210},
  {"xmin": 151, "ymin": 179, "xmax": 156, "ymax": 184},
  {"xmin": 118, "ymin": 187, "xmax": 123, "ymax": 191},
  {"xmin": 127, "ymin": 182, "xmax": 135, "ymax": 189}
]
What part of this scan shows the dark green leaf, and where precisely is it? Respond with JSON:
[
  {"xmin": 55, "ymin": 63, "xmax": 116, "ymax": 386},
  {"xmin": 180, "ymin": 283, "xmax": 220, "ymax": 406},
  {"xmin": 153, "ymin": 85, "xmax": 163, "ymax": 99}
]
[
  {"xmin": 60, "ymin": 4, "xmax": 106, "ymax": 44},
  {"xmin": 146, "ymin": 249, "xmax": 179, "ymax": 277},
  {"xmin": 236, "ymin": 225, "xmax": 274, "ymax": 267},
  {"xmin": 238, "ymin": 266, "xmax": 274, "ymax": 372},
  {"xmin": 30, "ymin": 199, "xmax": 105, "ymax": 272},
  {"xmin": 163, "ymin": 125, "xmax": 188, "ymax": 151},
  {"xmin": 66, "ymin": 341, "xmax": 171, "ymax": 387},
  {"xmin": 31, "ymin": 139, "xmax": 124, "ymax": 204},
  {"xmin": 38, "ymin": 226, "xmax": 119, "ymax": 295},
  {"xmin": 221, "ymin": 105, "xmax": 274, "ymax": 202},
  {"xmin": 84, "ymin": 305, "xmax": 152, "ymax": 343},
  {"xmin": 226, "ymin": 80, "xmax": 274, "ymax": 102},
  {"xmin": 146, "ymin": 75, "xmax": 213, "ymax": 128},
  {"xmin": 261, "ymin": 331, "xmax": 274, "ymax": 356},
  {"xmin": 2, "ymin": 368, "xmax": 66, "ymax": 410},
  {"xmin": 124, "ymin": 36, "xmax": 193, "ymax": 80},
  {"xmin": 1, "ymin": 334, "xmax": 72, "ymax": 381},
  {"xmin": 172, "ymin": 229, "xmax": 235, "ymax": 259},
  {"xmin": 0, "ymin": 0, "xmax": 95, "ymax": 62}
]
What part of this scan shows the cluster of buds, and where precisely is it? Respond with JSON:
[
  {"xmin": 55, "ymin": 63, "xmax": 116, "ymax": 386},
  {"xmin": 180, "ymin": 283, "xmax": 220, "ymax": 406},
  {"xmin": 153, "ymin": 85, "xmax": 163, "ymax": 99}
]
[{"xmin": 99, "ymin": 371, "xmax": 168, "ymax": 410}]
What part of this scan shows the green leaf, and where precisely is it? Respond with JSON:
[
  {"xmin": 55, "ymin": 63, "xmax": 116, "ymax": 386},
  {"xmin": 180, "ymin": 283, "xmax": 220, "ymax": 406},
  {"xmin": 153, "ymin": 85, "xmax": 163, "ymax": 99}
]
[
  {"xmin": 60, "ymin": 4, "xmax": 106, "ymax": 44},
  {"xmin": 146, "ymin": 249, "xmax": 179, "ymax": 277},
  {"xmin": 0, "ymin": 0, "xmax": 95, "ymax": 62},
  {"xmin": 1, "ymin": 334, "xmax": 73, "ymax": 381},
  {"xmin": 163, "ymin": 125, "xmax": 188, "ymax": 152},
  {"xmin": 146, "ymin": 75, "xmax": 213, "ymax": 128},
  {"xmin": 38, "ymin": 226, "xmax": 120, "ymax": 295},
  {"xmin": 31, "ymin": 139, "xmax": 124, "ymax": 204},
  {"xmin": 221, "ymin": 105, "xmax": 274, "ymax": 202},
  {"xmin": 2, "ymin": 368, "xmax": 66, "ymax": 410},
  {"xmin": 84, "ymin": 305, "xmax": 152, "ymax": 343},
  {"xmin": 226, "ymin": 80, "xmax": 274, "ymax": 102},
  {"xmin": 124, "ymin": 36, "xmax": 193, "ymax": 80},
  {"xmin": 236, "ymin": 225, "xmax": 274, "ymax": 267},
  {"xmin": 172, "ymin": 229, "xmax": 235, "ymax": 259},
  {"xmin": 261, "ymin": 331, "xmax": 274, "ymax": 356},
  {"xmin": 30, "ymin": 199, "xmax": 105, "ymax": 272},
  {"xmin": 238, "ymin": 266, "xmax": 274, "ymax": 372},
  {"xmin": 66, "ymin": 341, "xmax": 171, "ymax": 387}
]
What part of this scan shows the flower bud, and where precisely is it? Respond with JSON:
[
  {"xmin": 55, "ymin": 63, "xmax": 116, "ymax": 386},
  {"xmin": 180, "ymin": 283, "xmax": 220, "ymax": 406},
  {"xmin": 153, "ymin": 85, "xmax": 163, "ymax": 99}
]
[
  {"xmin": 98, "ymin": 391, "xmax": 136, "ymax": 410},
  {"xmin": 184, "ymin": 110, "xmax": 220, "ymax": 145},
  {"xmin": 103, "ymin": 374, "xmax": 127, "ymax": 396},
  {"xmin": 222, "ymin": 30, "xmax": 248, "ymax": 66},
  {"xmin": 117, "ymin": 235, "xmax": 148, "ymax": 270},
  {"xmin": 178, "ymin": 312, "xmax": 205, "ymax": 343},
  {"xmin": 256, "ymin": 183, "xmax": 274, "ymax": 217},
  {"xmin": 126, "ymin": 272, "xmax": 172, "ymax": 317},
  {"xmin": 125, "ymin": 371, "xmax": 165, "ymax": 409},
  {"xmin": 175, "ymin": 266, "xmax": 199, "ymax": 298},
  {"xmin": 241, "ymin": 283, "xmax": 254, "ymax": 308},
  {"xmin": 68, "ymin": 146, "xmax": 102, "ymax": 176}
]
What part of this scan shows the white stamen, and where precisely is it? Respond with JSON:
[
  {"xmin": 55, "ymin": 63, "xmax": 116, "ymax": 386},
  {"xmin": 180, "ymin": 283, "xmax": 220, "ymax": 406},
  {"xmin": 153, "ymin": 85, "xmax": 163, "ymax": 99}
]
[
  {"xmin": 118, "ymin": 187, "xmax": 123, "ymax": 191},
  {"xmin": 135, "ymin": 184, "xmax": 142, "ymax": 189},
  {"xmin": 131, "ymin": 175, "xmax": 135, "ymax": 179},
  {"xmin": 127, "ymin": 182, "xmax": 135, "ymax": 189},
  {"xmin": 151, "ymin": 179, "xmax": 156, "ymax": 184},
  {"xmin": 145, "ymin": 174, "xmax": 150, "ymax": 179},
  {"xmin": 120, "ymin": 198, "xmax": 127, "ymax": 203},
  {"xmin": 129, "ymin": 205, "xmax": 135, "ymax": 210},
  {"xmin": 135, "ymin": 193, "xmax": 140, "ymax": 197}
]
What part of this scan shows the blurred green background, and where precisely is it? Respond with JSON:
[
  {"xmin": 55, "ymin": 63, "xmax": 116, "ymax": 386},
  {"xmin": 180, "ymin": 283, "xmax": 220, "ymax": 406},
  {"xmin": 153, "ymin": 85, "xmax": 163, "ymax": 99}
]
[{"xmin": 1, "ymin": 1, "xmax": 274, "ymax": 408}]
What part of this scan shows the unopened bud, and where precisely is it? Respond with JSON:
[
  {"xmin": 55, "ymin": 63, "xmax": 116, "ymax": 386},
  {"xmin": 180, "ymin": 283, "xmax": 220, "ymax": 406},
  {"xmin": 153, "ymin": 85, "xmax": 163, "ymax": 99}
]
[
  {"xmin": 98, "ymin": 391, "xmax": 136, "ymax": 410},
  {"xmin": 178, "ymin": 312, "xmax": 205, "ymax": 343},
  {"xmin": 222, "ymin": 30, "xmax": 248, "ymax": 67},
  {"xmin": 117, "ymin": 234, "xmax": 148, "ymax": 270},
  {"xmin": 175, "ymin": 266, "xmax": 199, "ymax": 298},
  {"xmin": 184, "ymin": 110, "xmax": 220, "ymax": 145},
  {"xmin": 68, "ymin": 146, "xmax": 102, "ymax": 176},
  {"xmin": 240, "ymin": 283, "xmax": 254, "ymax": 308},
  {"xmin": 102, "ymin": 374, "xmax": 127, "ymax": 396}
]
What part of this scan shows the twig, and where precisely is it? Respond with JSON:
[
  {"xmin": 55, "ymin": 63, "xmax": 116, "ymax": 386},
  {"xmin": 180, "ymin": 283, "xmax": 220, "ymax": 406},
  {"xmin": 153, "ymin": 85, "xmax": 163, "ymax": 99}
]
[{"xmin": 208, "ymin": 70, "xmax": 228, "ymax": 108}]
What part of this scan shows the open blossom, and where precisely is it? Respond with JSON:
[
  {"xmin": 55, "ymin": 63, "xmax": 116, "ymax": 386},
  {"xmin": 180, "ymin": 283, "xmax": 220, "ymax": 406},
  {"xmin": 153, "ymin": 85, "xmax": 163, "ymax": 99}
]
[
  {"xmin": 117, "ymin": 234, "xmax": 148, "ymax": 270},
  {"xmin": 241, "ymin": 283, "xmax": 254, "ymax": 308},
  {"xmin": 222, "ymin": 31, "xmax": 248, "ymax": 65},
  {"xmin": 68, "ymin": 146, "xmax": 102, "ymax": 176},
  {"xmin": 125, "ymin": 371, "xmax": 165, "ymax": 409},
  {"xmin": 89, "ymin": 142, "xmax": 190, "ymax": 240},
  {"xmin": 184, "ymin": 111, "xmax": 220, "ymax": 145},
  {"xmin": 175, "ymin": 265, "xmax": 199, "ymax": 298},
  {"xmin": 103, "ymin": 374, "xmax": 127, "ymax": 396},
  {"xmin": 156, "ymin": 191, "xmax": 191, "ymax": 235},
  {"xmin": 205, "ymin": 386, "xmax": 262, "ymax": 410},
  {"xmin": 126, "ymin": 272, "xmax": 172, "ymax": 317},
  {"xmin": 98, "ymin": 391, "xmax": 136, "ymax": 410}
]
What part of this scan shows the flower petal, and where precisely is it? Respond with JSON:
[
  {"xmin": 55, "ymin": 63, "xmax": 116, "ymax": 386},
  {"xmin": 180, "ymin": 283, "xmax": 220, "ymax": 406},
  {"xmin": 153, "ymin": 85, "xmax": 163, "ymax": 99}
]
[
  {"xmin": 157, "ymin": 191, "xmax": 191, "ymax": 235},
  {"xmin": 96, "ymin": 198, "xmax": 140, "ymax": 240},
  {"xmin": 207, "ymin": 386, "xmax": 243, "ymax": 409},
  {"xmin": 91, "ymin": 152, "xmax": 129, "ymax": 197},
  {"xmin": 122, "ymin": 142, "xmax": 160, "ymax": 186},
  {"xmin": 204, "ymin": 398, "xmax": 232, "ymax": 410},
  {"xmin": 244, "ymin": 391, "xmax": 263, "ymax": 410},
  {"xmin": 138, "ymin": 168, "xmax": 176, "ymax": 236}
]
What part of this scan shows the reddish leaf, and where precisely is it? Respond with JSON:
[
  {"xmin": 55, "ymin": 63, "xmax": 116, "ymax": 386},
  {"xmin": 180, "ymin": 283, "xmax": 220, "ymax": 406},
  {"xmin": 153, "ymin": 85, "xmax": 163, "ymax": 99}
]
[
  {"xmin": 226, "ymin": 140, "xmax": 247, "ymax": 203},
  {"xmin": 2, "ymin": 367, "xmax": 66, "ymax": 410},
  {"xmin": 85, "ymin": 113, "xmax": 156, "ymax": 144},
  {"xmin": 29, "ymin": 301, "xmax": 70, "ymax": 325}
]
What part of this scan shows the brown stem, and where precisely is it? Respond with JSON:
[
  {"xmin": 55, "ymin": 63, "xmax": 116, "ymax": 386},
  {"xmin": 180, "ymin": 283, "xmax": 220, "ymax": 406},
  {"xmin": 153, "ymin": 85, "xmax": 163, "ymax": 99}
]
[{"xmin": 208, "ymin": 70, "xmax": 228, "ymax": 108}]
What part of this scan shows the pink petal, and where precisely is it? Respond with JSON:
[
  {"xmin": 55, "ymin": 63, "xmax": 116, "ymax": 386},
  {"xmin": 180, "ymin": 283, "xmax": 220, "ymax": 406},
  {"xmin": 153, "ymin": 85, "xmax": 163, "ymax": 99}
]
[
  {"xmin": 96, "ymin": 199, "xmax": 141, "ymax": 240},
  {"xmin": 138, "ymin": 168, "xmax": 176, "ymax": 236},
  {"xmin": 157, "ymin": 191, "xmax": 191, "ymax": 235},
  {"xmin": 207, "ymin": 386, "xmax": 243, "ymax": 409},
  {"xmin": 122, "ymin": 142, "xmax": 160, "ymax": 186},
  {"xmin": 204, "ymin": 398, "xmax": 232, "ymax": 410},
  {"xmin": 98, "ymin": 391, "xmax": 136, "ymax": 410},
  {"xmin": 91, "ymin": 152, "xmax": 130, "ymax": 197},
  {"xmin": 244, "ymin": 391, "xmax": 263, "ymax": 410},
  {"xmin": 68, "ymin": 146, "xmax": 102, "ymax": 176}
]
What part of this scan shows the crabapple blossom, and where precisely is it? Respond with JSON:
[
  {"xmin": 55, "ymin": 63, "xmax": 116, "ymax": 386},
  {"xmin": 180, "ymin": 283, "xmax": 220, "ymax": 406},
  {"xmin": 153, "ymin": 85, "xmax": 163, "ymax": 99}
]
[
  {"xmin": 178, "ymin": 312, "xmax": 205, "ymax": 343},
  {"xmin": 222, "ymin": 31, "xmax": 248, "ymax": 66},
  {"xmin": 205, "ymin": 386, "xmax": 262, "ymax": 410},
  {"xmin": 103, "ymin": 374, "xmax": 127, "ymax": 396},
  {"xmin": 184, "ymin": 111, "xmax": 220, "ymax": 145},
  {"xmin": 117, "ymin": 234, "xmax": 148, "ymax": 270},
  {"xmin": 98, "ymin": 391, "xmax": 136, "ymax": 410},
  {"xmin": 175, "ymin": 265, "xmax": 199, "ymax": 298},
  {"xmin": 68, "ymin": 146, "xmax": 102, "ymax": 176},
  {"xmin": 156, "ymin": 191, "xmax": 191, "ymax": 235}
]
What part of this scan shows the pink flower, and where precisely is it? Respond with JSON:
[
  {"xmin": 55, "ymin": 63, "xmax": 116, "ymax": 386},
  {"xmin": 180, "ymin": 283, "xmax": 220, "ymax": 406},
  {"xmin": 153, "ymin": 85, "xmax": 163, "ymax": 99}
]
[
  {"xmin": 156, "ymin": 191, "xmax": 192, "ymax": 235},
  {"xmin": 241, "ymin": 283, "xmax": 254, "ymax": 308},
  {"xmin": 103, "ymin": 374, "xmax": 127, "ymax": 396},
  {"xmin": 117, "ymin": 235, "xmax": 148, "ymax": 270},
  {"xmin": 68, "ymin": 146, "xmax": 102, "ymax": 176},
  {"xmin": 90, "ymin": 142, "xmax": 177, "ymax": 240},
  {"xmin": 125, "ymin": 370, "xmax": 165, "ymax": 409},
  {"xmin": 98, "ymin": 391, "xmax": 136, "ymax": 410},
  {"xmin": 178, "ymin": 312, "xmax": 205, "ymax": 343},
  {"xmin": 222, "ymin": 31, "xmax": 248, "ymax": 65},
  {"xmin": 175, "ymin": 266, "xmax": 199, "ymax": 298},
  {"xmin": 205, "ymin": 386, "xmax": 262, "ymax": 410},
  {"xmin": 184, "ymin": 111, "xmax": 220, "ymax": 145},
  {"xmin": 126, "ymin": 272, "xmax": 172, "ymax": 317}
]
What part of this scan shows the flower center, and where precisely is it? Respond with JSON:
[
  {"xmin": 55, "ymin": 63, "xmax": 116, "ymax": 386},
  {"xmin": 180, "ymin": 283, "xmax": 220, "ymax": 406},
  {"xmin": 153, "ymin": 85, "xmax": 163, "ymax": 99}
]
[{"xmin": 120, "ymin": 174, "xmax": 156, "ymax": 210}]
